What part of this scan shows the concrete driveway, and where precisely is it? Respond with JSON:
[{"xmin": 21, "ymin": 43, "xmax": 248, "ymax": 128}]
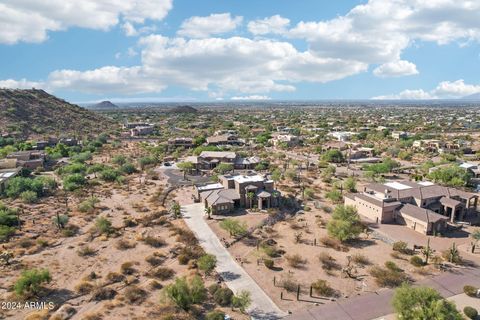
[{"xmin": 182, "ymin": 203, "xmax": 287, "ymax": 319}]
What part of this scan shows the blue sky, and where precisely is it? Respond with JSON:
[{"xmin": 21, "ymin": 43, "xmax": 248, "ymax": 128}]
[{"xmin": 0, "ymin": 0, "xmax": 479, "ymax": 102}]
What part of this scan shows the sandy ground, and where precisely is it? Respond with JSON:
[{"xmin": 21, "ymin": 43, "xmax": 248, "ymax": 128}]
[
  {"xmin": 206, "ymin": 196, "xmax": 443, "ymax": 314},
  {"xmin": 0, "ymin": 145, "xmax": 245, "ymax": 320}
]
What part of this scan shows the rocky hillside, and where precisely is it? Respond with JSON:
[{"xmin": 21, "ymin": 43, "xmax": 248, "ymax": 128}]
[
  {"xmin": 88, "ymin": 100, "xmax": 119, "ymax": 110},
  {"xmin": 0, "ymin": 89, "xmax": 115, "ymax": 137},
  {"xmin": 169, "ymin": 105, "xmax": 198, "ymax": 113}
]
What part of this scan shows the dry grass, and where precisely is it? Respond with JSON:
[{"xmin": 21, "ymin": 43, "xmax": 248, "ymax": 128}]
[{"xmin": 286, "ymin": 254, "xmax": 308, "ymax": 268}]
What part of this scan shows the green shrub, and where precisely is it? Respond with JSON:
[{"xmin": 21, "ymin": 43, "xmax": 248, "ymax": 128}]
[
  {"xmin": 208, "ymin": 284, "xmax": 221, "ymax": 295},
  {"xmin": 164, "ymin": 276, "xmax": 206, "ymax": 311},
  {"xmin": 232, "ymin": 290, "xmax": 251, "ymax": 313},
  {"xmin": 464, "ymin": 306, "xmax": 478, "ymax": 319},
  {"xmin": 78, "ymin": 197, "xmax": 99, "ymax": 213},
  {"xmin": 464, "ymin": 285, "xmax": 478, "ymax": 297},
  {"xmin": 14, "ymin": 269, "xmax": 51, "ymax": 297},
  {"xmin": 20, "ymin": 190, "xmax": 38, "ymax": 203},
  {"xmin": 205, "ymin": 310, "xmax": 226, "ymax": 320},
  {"xmin": 197, "ymin": 254, "xmax": 217, "ymax": 275},
  {"xmin": 327, "ymin": 205, "xmax": 362, "ymax": 242},
  {"xmin": 213, "ymin": 287, "xmax": 233, "ymax": 306},
  {"xmin": 369, "ymin": 265, "xmax": 408, "ymax": 288},
  {"xmin": 0, "ymin": 225, "xmax": 16, "ymax": 242},
  {"xmin": 311, "ymin": 279, "xmax": 337, "ymax": 297},
  {"xmin": 95, "ymin": 217, "xmax": 113, "ymax": 235},
  {"xmin": 410, "ymin": 256, "xmax": 425, "ymax": 267},
  {"xmin": 385, "ymin": 261, "xmax": 402, "ymax": 272},
  {"xmin": 264, "ymin": 259, "xmax": 274, "ymax": 269},
  {"xmin": 392, "ymin": 241, "xmax": 408, "ymax": 253},
  {"xmin": 63, "ymin": 174, "xmax": 86, "ymax": 191}
]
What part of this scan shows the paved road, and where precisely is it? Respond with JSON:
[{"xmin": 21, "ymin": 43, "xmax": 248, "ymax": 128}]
[
  {"xmin": 285, "ymin": 266, "xmax": 480, "ymax": 320},
  {"xmin": 182, "ymin": 203, "xmax": 287, "ymax": 320}
]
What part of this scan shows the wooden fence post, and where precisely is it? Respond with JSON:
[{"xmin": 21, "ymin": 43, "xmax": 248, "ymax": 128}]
[{"xmin": 296, "ymin": 285, "xmax": 300, "ymax": 300}]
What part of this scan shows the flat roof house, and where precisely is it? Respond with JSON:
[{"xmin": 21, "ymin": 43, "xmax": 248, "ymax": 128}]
[
  {"xmin": 196, "ymin": 174, "xmax": 280, "ymax": 215},
  {"xmin": 271, "ymin": 134, "xmax": 301, "ymax": 147},
  {"xmin": 168, "ymin": 137, "xmax": 194, "ymax": 150},
  {"xmin": 345, "ymin": 181, "xmax": 478, "ymax": 235},
  {"xmin": 0, "ymin": 168, "xmax": 20, "ymax": 194},
  {"xmin": 130, "ymin": 125, "xmax": 154, "ymax": 137},
  {"xmin": 185, "ymin": 151, "xmax": 260, "ymax": 172},
  {"xmin": 206, "ymin": 134, "xmax": 243, "ymax": 146},
  {"xmin": 6, "ymin": 151, "xmax": 46, "ymax": 170}
]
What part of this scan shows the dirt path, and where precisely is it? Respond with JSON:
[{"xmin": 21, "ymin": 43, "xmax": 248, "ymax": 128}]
[{"xmin": 181, "ymin": 203, "xmax": 287, "ymax": 320}]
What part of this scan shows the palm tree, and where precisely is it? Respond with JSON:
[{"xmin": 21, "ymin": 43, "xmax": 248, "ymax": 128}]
[
  {"xmin": 170, "ymin": 201, "xmax": 181, "ymax": 218},
  {"xmin": 247, "ymin": 192, "xmax": 255, "ymax": 209}
]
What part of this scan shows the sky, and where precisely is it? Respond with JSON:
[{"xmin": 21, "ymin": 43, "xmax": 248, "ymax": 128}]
[{"xmin": 1, "ymin": 0, "xmax": 480, "ymax": 103}]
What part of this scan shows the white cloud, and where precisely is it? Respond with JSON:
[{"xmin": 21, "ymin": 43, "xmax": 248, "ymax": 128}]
[
  {"xmin": 433, "ymin": 79, "xmax": 480, "ymax": 98},
  {"xmin": 231, "ymin": 95, "xmax": 271, "ymax": 100},
  {"xmin": 373, "ymin": 79, "xmax": 480, "ymax": 99},
  {"xmin": 127, "ymin": 47, "xmax": 138, "ymax": 57},
  {"xmin": 248, "ymin": 15, "xmax": 290, "ymax": 35},
  {"xmin": 47, "ymin": 66, "xmax": 166, "ymax": 94},
  {"xmin": 288, "ymin": 0, "xmax": 480, "ymax": 68},
  {"xmin": 0, "ymin": 78, "xmax": 44, "ymax": 89},
  {"xmin": 0, "ymin": 35, "xmax": 366, "ymax": 96},
  {"xmin": 0, "ymin": 0, "xmax": 173, "ymax": 44},
  {"xmin": 177, "ymin": 13, "xmax": 243, "ymax": 38},
  {"xmin": 138, "ymin": 35, "xmax": 365, "ymax": 93},
  {"xmin": 373, "ymin": 60, "xmax": 419, "ymax": 78},
  {"xmin": 372, "ymin": 89, "xmax": 433, "ymax": 100},
  {"xmin": 122, "ymin": 22, "xmax": 138, "ymax": 37}
]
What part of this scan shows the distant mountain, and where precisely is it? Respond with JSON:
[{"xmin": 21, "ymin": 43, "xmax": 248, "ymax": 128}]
[
  {"xmin": 169, "ymin": 105, "xmax": 198, "ymax": 113},
  {"xmin": 462, "ymin": 92, "xmax": 480, "ymax": 100},
  {"xmin": 0, "ymin": 89, "xmax": 115, "ymax": 138},
  {"xmin": 88, "ymin": 100, "xmax": 119, "ymax": 109}
]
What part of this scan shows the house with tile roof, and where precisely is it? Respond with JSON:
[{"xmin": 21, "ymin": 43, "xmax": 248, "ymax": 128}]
[
  {"xmin": 345, "ymin": 180, "xmax": 478, "ymax": 235},
  {"xmin": 195, "ymin": 173, "xmax": 280, "ymax": 215}
]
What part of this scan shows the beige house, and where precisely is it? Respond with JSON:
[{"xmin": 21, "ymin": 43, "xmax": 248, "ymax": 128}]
[
  {"xmin": 271, "ymin": 134, "xmax": 301, "ymax": 147},
  {"xmin": 185, "ymin": 151, "xmax": 260, "ymax": 172},
  {"xmin": 196, "ymin": 174, "xmax": 280, "ymax": 215},
  {"xmin": 345, "ymin": 181, "xmax": 478, "ymax": 235},
  {"xmin": 6, "ymin": 151, "xmax": 45, "ymax": 170},
  {"xmin": 167, "ymin": 137, "xmax": 193, "ymax": 150},
  {"xmin": 206, "ymin": 134, "xmax": 243, "ymax": 146}
]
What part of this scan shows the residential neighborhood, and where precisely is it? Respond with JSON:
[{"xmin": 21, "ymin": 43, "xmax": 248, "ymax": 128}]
[{"xmin": 2, "ymin": 1, "xmax": 480, "ymax": 320}]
